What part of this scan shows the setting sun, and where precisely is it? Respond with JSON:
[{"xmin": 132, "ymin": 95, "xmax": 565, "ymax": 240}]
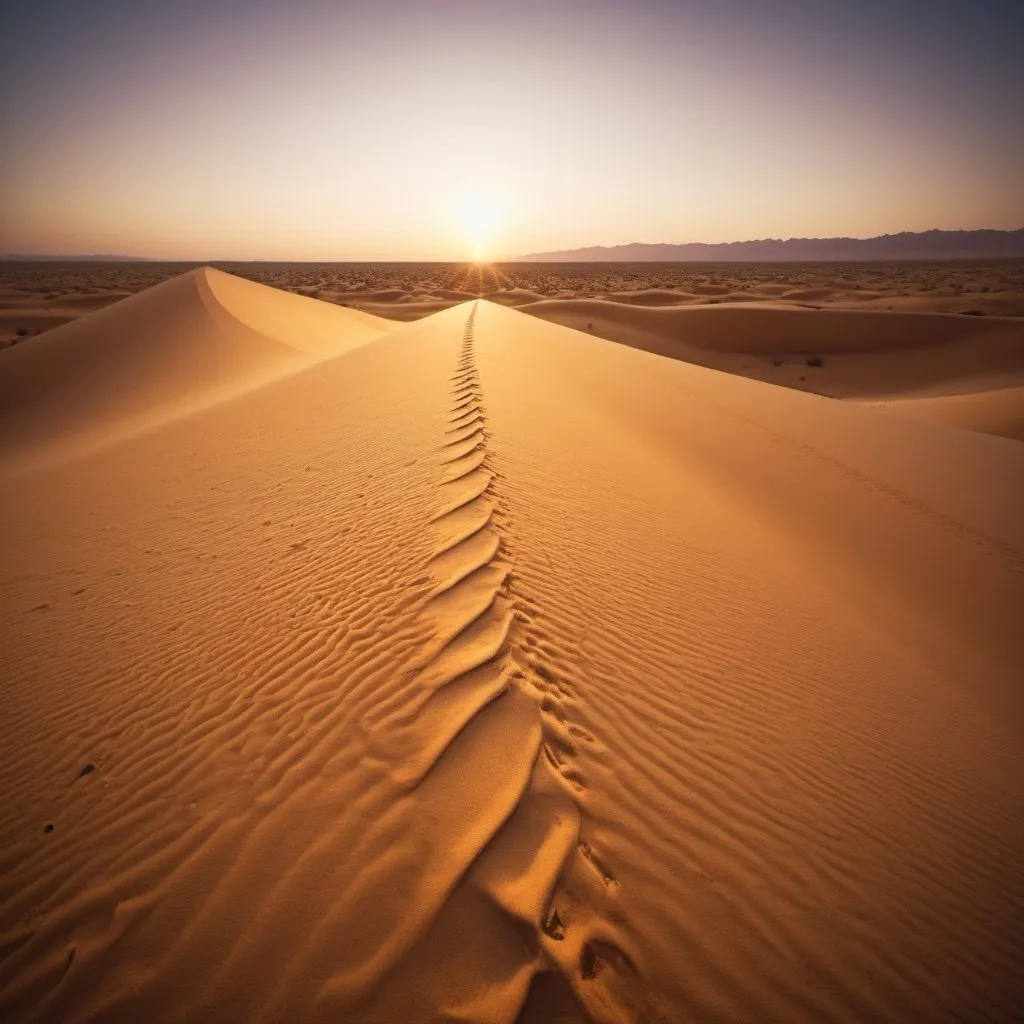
[{"xmin": 457, "ymin": 187, "xmax": 502, "ymax": 261}]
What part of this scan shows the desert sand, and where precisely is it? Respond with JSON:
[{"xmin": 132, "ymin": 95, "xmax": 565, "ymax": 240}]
[
  {"xmin": 1, "ymin": 267, "xmax": 1023, "ymax": 1023},
  {"xmin": 520, "ymin": 301, "xmax": 1024, "ymax": 440},
  {"xmin": 5, "ymin": 258, "xmax": 1023, "ymax": 343},
  {"xmin": 0, "ymin": 268, "xmax": 391, "ymax": 472},
  {"xmin": 5, "ymin": 258, "xmax": 1022, "ymax": 442}
]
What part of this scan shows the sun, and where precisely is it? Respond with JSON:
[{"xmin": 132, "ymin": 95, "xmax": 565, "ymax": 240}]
[{"xmin": 457, "ymin": 187, "xmax": 501, "ymax": 262}]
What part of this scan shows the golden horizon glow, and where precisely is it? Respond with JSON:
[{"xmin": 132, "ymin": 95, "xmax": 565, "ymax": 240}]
[{"xmin": 2, "ymin": 3, "xmax": 1021, "ymax": 260}]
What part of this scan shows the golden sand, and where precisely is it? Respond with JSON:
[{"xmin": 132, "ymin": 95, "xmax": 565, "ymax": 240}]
[{"xmin": 1, "ymin": 270, "xmax": 1022, "ymax": 1022}]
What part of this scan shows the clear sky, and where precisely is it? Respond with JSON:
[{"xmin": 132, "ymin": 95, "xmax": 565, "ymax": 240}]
[{"xmin": 1, "ymin": 0, "xmax": 1022, "ymax": 260}]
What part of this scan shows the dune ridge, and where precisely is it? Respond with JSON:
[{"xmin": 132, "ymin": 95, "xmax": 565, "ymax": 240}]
[
  {"xmin": 0, "ymin": 267, "xmax": 393, "ymax": 472},
  {"xmin": 866, "ymin": 386, "xmax": 1024, "ymax": 440},
  {"xmin": 520, "ymin": 298, "xmax": 1024, "ymax": 414},
  {"xmin": 0, "ymin": 300, "xmax": 639, "ymax": 1024},
  {"xmin": 348, "ymin": 304, "xmax": 640, "ymax": 1022}
]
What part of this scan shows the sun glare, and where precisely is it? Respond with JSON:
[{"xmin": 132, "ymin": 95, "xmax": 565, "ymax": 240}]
[{"xmin": 457, "ymin": 188, "xmax": 501, "ymax": 262}]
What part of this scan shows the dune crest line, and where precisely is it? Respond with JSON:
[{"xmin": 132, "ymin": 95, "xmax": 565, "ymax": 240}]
[{"xmin": 356, "ymin": 304, "xmax": 644, "ymax": 1023}]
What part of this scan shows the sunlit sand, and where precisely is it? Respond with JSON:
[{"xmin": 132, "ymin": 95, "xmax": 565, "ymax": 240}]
[{"xmin": 1, "ymin": 265, "xmax": 1022, "ymax": 1022}]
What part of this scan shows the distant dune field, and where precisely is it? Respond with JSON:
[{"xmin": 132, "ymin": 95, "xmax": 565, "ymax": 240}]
[
  {"xmin": 1, "ymin": 269, "xmax": 1022, "ymax": 1024},
  {"xmin": 4, "ymin": 257, "xmax": 1023, "ymax": 341},
  {"xmin": 6, "ymin": 259, "xmax": 1021, "ymax": 440}
]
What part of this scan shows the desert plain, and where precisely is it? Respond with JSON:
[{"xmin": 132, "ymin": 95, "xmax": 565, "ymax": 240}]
[{"xmin": 1, "ymin": 259, "xmax": 1022, "ymax": 1023}]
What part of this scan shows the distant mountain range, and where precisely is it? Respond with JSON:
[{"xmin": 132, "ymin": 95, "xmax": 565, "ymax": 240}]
[
  {"xmin": 512, "ymin": 229, "xmax": 1024, "ymax": 262},
  {"xmin": 1, "ymin": 253, "xmax": 155, "ymax": 261},
  {"xmin": 5, "ymin": 228, "xmax": 1023, "ymax": 264}
]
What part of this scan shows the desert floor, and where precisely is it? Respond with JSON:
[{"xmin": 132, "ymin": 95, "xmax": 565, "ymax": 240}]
[{"xmin": 1, "ymin": 265, "xmax": 1022, "ymax": 1023}]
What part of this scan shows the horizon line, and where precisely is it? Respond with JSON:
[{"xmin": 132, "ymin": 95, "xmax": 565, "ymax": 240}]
[{"xmin": 4, "ymin": 227, "xmax": 1023, "ymax": 264}]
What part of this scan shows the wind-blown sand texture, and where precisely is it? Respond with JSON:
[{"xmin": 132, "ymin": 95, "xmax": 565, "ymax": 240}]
[{"xmin": 1, "ymin": 271, "xmax": 1023, "ymax": 1023}]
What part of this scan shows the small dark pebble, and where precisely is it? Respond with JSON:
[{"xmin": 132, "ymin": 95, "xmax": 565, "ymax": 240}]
[
  {"xmin": 78, "ymin": 763, "xmax": 95, "ymax": 778},
  {"xmin": 44, "ymin": 823, "xmax": 54, "ymax": 833}
]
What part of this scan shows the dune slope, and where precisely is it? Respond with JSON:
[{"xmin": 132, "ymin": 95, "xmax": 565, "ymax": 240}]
[
  {"xmin": 0, "ymin": 267, "xmax": 393, "ymax": 470},
  {"xmin": 1, "ymin": 298, "xmax": 1022, "ymax": 1023},
  {"xmin": 866, "ymin": 385, "xmax": 1024, "ymax": 441},
  {"xmin": 521, "ymin": 298, "xmax": 1024, "ymax": 401}
]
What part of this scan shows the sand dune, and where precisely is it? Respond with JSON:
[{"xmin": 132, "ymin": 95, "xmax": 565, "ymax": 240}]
[
  {"xmin": 522, "ymin": 298, "xmax": 1024, "ymax": 401},
  {"xmin": 6, "ymin": 261, "xmax": 1022, "ymax": 345},
  {"xmin": 0, "ymin": 267, "xmax": 393, "ymax": 471},
  {"xmin": 0, "ymin": 309, "xmax": 81, "ymax": 339},
  {"xmin": 354, "ymin": 299, "xmax": 463, "ymax": 321},
  {"xmin": 832, "ymin": 292, "xmax": 1024, "ymax": 316},
  {"xmin": 1, "ymin": 280, "xmax": 1022, "ymax": 1023},
  {"xmin": 201, "ymin": 268, "xmax": 391, "ymax": 356},
  {"xmin": 867, "ymin": 386, "xmax": 1024, "ymax": 441},
  {"xmin": 596, "ymin": 289, "xmax": 697, "ymax": 306},
  {"xmin": 482, "ymin": 288, "xmax": 549, "ymax": 306}
]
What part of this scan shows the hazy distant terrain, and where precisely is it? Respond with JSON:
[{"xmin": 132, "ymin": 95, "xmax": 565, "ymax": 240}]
[
  {"xmin": 0, "ymin": 254, "xmax": 154, "ymax": 262},
  {"xmin": 515, "ymin": 228, "xmax": 1024, "ymax": 262},
  {"xmin": 4, "ymin": 258, "xmax": 1023, "ymax": 347}
]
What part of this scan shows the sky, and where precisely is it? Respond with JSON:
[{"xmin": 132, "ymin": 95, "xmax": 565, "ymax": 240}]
[{"xmin": 1, "ymin": 0, "xmax": 1022, "ymax": 260}]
